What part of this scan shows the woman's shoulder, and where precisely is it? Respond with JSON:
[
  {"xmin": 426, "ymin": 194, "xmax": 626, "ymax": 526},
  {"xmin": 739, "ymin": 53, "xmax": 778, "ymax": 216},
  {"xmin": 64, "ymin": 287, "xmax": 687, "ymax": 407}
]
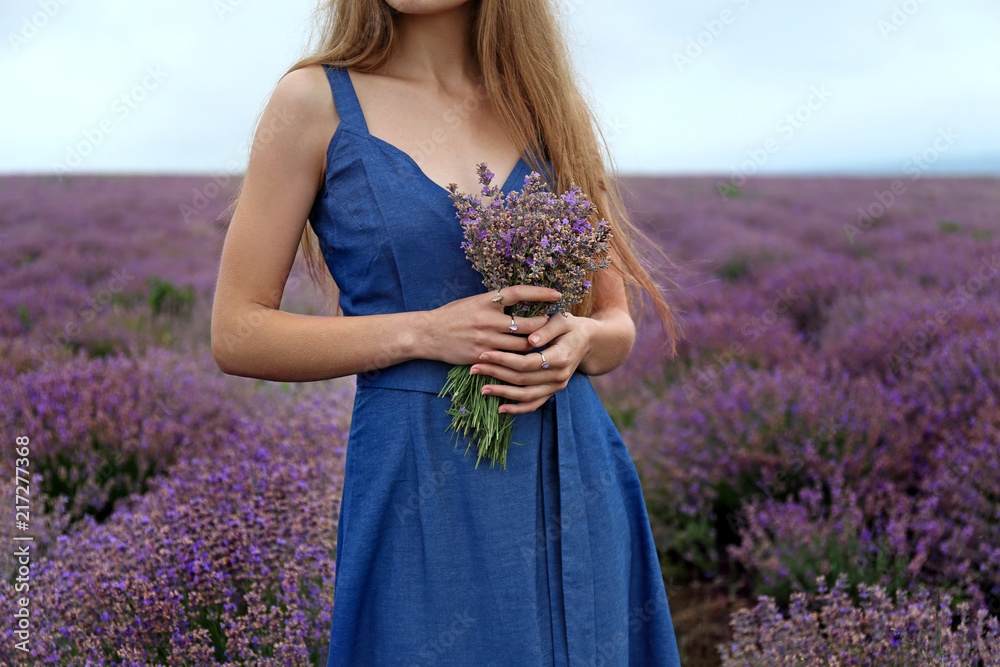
[
  {"xmin": 269, "ymin": 64, "xmax": 340, "ymax": 130},
  {"xmin": 243, "ymin": 64, "xmax": 341, "ymax": 180}
]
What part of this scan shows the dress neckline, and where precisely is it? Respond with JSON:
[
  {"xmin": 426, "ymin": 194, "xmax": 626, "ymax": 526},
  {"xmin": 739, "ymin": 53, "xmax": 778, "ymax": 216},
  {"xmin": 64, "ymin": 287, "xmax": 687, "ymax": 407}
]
[{"xmin": 342, "ymin": 68, "xmax": 527, "ymax": 196}]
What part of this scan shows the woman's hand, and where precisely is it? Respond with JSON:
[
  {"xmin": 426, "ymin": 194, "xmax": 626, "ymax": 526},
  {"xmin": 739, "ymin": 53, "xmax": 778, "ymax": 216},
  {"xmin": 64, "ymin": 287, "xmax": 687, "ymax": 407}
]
[
  {"xmin": 418, "ymin": 285, "xmax": 561, "ymax": 366},
  {"xmin": 468, "ymin": 312, "xmax": 596, "ymax": 415}
]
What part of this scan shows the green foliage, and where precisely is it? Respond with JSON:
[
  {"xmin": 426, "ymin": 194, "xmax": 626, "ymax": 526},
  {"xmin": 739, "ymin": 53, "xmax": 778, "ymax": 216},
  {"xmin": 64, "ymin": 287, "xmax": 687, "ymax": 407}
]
[
  {"xmin": 937, "ymin": 219, "xmax": 962, "ymax": 234},
  {"xmin": 716, "ymin": 182, "xmax": 742, "ymax": 200},
  {"xmin": 17, "ymin": 304, "xmax": 31, "ymax": 330},
  {"xmin": 718, "ymin": 255, "xmax": 750, "ymax": 283},
  {"xmin": 607, "ymin": 405, "xmax": 637, "ymax": 431},
  {"xmin": 37, "ymin": 433, "xmax": 162, "ymax": 526},
  {"xmin": 147, "ymin": 275, "xmax": 195, "ymax": 318},
  {"xmin": 86, "ymin": 339, "xmax": 119, "ymax": 358}
]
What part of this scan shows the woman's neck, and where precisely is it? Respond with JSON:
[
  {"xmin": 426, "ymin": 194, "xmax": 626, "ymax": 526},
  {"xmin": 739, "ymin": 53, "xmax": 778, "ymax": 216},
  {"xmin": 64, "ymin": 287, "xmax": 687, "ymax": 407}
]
[{"xmin": 382, "ymin": 3, "xmax": 482, "ymax": 87}]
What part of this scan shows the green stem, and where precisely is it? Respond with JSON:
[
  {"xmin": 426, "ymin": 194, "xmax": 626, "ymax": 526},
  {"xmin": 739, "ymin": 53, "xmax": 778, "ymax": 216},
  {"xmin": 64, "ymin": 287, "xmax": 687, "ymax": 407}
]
[{"xmin": 437, "ymin": 301, "xmax": 551, "ymax": 469}]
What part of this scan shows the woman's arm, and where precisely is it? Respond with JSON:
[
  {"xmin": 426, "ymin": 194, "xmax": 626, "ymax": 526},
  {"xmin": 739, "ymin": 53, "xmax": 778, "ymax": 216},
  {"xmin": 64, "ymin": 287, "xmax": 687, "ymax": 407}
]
[
  {"xmin": 211, "ymin": 65, "xmax": 427, "ymax": 382},
  {"xmin": 574, "ymin": 256, "xmax": 636, "ymax": 376},
  {"xmin": 211, "ymin": 65, "xmax": 556, "ymax": 382}
]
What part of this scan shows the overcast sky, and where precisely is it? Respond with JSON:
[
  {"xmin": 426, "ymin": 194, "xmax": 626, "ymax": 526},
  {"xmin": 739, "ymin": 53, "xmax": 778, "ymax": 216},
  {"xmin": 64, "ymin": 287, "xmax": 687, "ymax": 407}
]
[{"xmin": 3, "ymin": 0, "xmax": 999, "ymax": 176}]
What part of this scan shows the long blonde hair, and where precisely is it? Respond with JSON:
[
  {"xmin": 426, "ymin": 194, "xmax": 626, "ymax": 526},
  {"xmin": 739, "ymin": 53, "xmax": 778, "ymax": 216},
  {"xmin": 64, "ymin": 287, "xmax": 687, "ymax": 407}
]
[{"xmin": 230, "ymin": 0, "xmax": 683, "ymax": 356}]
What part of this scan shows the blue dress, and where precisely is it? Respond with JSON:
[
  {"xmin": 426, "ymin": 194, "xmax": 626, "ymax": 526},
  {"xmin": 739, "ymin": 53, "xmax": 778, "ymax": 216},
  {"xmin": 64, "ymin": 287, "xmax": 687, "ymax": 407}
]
[{"xmin": 309, "ymin": 64, "xmax": 683, "ymax": 667}]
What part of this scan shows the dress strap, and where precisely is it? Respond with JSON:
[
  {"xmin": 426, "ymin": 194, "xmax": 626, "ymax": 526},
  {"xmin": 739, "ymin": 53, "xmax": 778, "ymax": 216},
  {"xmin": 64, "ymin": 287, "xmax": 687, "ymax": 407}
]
[{"xmin": 321, "ymin": 64, "xmax": 370, "ymax": 133}]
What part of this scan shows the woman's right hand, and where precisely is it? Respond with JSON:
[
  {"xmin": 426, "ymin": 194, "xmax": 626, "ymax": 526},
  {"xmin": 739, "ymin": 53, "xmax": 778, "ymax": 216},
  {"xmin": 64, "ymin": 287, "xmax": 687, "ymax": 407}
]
[{"xmin": 417, "ymin": 285, "xmax": 561, "ymax": 366}]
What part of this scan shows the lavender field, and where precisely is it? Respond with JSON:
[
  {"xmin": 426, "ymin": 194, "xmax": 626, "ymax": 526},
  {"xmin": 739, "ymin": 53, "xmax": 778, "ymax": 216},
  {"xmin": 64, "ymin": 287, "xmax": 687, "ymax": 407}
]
[{"xmin": 1, "ymin": 173, "xmax": 999, "ymax": 665}]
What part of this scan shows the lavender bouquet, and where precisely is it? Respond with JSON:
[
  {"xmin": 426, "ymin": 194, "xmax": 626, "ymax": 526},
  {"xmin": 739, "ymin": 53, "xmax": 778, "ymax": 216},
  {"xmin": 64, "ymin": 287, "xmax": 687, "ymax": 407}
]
[{"xmin": 439, "ymin": 163, "xmax": 613, "ymax": 469}]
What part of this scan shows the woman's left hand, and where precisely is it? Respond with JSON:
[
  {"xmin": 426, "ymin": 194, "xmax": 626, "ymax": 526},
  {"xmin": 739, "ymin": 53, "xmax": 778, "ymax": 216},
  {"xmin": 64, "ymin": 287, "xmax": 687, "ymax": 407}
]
[{"xmin": 469, "ymin": 312, "xmax": 594, "ymax": 415}]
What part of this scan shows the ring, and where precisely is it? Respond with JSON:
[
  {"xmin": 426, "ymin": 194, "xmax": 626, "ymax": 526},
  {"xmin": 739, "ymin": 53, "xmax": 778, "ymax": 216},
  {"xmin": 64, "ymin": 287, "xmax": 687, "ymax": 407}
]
[
  {"xmin": 508, "ymin": 315, "xmax": 518, "ymax": 332},
  {"xmin": 539, "ymin": 352, "xmax": 549, "ymax": 369},
  {"xmin": 491, "ymin": 288, "xmax": 505, "ymax": 305}
]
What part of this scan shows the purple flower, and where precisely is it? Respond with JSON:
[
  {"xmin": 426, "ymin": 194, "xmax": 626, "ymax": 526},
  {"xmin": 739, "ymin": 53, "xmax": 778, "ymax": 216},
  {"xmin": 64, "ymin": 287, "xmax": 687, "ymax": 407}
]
[{"xmin": 443, "ymin": 160, "xmax": 614, "ymax": 466}]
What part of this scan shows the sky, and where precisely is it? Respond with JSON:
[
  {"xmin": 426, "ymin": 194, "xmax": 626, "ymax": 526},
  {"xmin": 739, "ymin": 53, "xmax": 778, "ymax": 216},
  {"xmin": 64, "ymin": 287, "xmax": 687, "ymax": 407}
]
[{"xmin": 2, "ymin": 0, "xmax": 999, "ymax": 176}]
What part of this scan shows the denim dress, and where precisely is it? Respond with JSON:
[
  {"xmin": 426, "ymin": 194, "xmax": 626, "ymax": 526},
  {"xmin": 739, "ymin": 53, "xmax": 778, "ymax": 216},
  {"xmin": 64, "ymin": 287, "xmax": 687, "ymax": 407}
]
[{"xmin": 311, "ymin": 64, "xmax": 682, "ymax": 667}]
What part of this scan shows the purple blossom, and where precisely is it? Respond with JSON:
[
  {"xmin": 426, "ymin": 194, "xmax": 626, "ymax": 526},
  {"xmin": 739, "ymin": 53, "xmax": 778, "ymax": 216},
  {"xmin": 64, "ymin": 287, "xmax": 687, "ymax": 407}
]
[{"xmin": 446, "ymin": 162, "xmax": 612, "ymax": 320}]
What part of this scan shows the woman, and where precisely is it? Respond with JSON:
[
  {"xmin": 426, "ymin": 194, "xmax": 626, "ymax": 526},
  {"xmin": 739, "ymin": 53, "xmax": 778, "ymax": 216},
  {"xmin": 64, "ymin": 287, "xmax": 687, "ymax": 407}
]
[{"xmin": 211, "ymin": 0, "xmax": 683, "ymax": 664}]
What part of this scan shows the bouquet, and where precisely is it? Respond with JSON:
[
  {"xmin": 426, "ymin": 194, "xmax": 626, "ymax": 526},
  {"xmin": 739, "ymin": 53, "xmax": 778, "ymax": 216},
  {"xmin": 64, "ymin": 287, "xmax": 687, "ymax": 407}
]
[{"xmin": 439, "ymin": 163, "xmax": 613, "ymax": 469}]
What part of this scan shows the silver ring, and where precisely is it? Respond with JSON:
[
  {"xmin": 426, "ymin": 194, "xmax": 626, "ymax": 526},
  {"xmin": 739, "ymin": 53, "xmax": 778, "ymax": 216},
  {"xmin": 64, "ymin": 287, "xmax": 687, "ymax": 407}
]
[
  {"xmin": 539, "ymin": 352, "xmax": 549, "ymax": 369},
  {"xmin": 508, "ymin": 315, "xmax": 518, "ymax": 332},
  {"xmin": 491, "ymin": 288, "xmax": 505, "ymax": 305}
]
